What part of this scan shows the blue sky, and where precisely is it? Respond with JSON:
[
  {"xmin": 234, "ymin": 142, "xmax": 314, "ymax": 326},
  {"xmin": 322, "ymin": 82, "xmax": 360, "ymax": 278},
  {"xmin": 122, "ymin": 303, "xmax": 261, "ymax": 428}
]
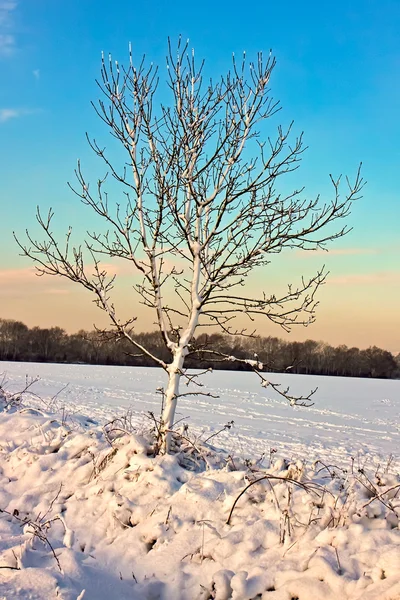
[{"xmin": 0, "ymin": 0, "xmax": 399, "ymax": 350}]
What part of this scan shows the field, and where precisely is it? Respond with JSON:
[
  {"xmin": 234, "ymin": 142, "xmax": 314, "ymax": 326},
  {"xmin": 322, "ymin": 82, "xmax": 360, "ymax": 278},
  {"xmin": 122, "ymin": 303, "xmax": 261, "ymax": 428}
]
[
  {"xmin": 1, "ymin": 362, "xmax": 398, "ymax": 463},
  {"xmin": 0, "ymin": 362, "xmax": 399, "ymax": 599}
]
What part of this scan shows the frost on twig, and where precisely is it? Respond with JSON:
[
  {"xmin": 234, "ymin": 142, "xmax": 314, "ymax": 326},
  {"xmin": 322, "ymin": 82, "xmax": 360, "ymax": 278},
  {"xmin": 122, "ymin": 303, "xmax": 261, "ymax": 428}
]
[
  {"xmin": 187, "ymin": 347, "xmax": 317, "ymax": 407},
  {"xmin": 0, "ymin": 373, "xmax": 41, "ymax": 412},
  {"xmin": 0, "ymin": 490, "xmax": 65, "ymax": 572}
]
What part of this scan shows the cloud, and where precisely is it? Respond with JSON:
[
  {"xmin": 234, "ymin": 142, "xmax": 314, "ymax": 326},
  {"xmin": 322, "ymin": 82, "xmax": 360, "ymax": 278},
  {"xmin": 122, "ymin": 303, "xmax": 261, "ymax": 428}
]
[
  {"xmin": 0, "ymin": 267, "xmax": 70, "ymax": 296},
  {"xmin": 0, "ymin": 1, "xmax": 17, "ymax": 55},
  {"xmin": 0, "ymin": 267, "xmax": 37, "ymax": 283},
  {"xmin": 0, "ymin": 108, "xmax": 19, "ymax": 122},
  {"xmin": 0, "ymin": 32, "xmax": 14, "ymax": 54},
  {"xmin": 46, "ymin": 288, "xmax": 71, "ymax": 296},
  {"xmin": 33, "ymin": 68, "xmax": 40, "ymax": 80},
  {"xmin": 0, "ymin": 108, "xmax": 38, "ymax": 123},
  {"xmin": 0, "ymin": 1, "xmax": 16, "ymax": 24},
  {"xmin": 328, "ymin": 271, "xmax": 400, "ymax": 286},
  {"xmin": 296, "ymin": 247, "xmax": 379, "ymax": 258}
]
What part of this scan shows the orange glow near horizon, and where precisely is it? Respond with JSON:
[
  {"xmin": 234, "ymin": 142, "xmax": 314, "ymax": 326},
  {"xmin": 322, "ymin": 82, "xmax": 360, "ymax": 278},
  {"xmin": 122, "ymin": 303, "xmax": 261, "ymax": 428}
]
[{"xmin": 0, "ymin": 264, "xmax": 398, "ymax": 353}]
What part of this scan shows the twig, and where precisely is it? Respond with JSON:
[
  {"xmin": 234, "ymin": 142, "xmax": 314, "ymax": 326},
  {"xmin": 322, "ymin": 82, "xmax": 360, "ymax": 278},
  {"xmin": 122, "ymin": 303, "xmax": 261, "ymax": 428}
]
[{"xmin": 226, "ymin": 474, "xmax": 326, "ymax": 525}]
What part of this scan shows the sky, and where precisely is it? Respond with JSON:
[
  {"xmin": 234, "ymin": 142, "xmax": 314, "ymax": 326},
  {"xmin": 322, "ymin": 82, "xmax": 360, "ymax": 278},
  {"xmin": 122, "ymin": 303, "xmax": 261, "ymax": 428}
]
[{"xmin": 0, "ymin": 0, "xmax": 399, "ymax": 352}]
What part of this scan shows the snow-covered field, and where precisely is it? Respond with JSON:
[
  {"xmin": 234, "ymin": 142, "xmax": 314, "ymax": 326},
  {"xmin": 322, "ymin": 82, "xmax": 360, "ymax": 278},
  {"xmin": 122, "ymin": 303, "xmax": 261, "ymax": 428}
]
[
  {"xmin": 1, "ymin": 362, "xmax": 398, "ymax": 464},
  {"xmin": 0, "ymin": 362, "xmax": 399, "ymax": 599}
]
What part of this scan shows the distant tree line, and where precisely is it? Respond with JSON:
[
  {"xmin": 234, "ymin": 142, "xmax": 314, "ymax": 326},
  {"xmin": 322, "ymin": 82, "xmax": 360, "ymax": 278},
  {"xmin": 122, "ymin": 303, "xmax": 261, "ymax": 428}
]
[{"xmin": 0, "ymin": 318, "xmax": 398, "ymax": 379}]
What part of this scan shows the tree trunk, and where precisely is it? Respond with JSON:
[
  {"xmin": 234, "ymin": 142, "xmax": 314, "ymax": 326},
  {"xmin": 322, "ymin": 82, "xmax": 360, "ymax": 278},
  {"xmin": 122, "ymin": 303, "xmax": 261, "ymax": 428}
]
[{"xmin": 162, "ymin": 349, "xmax": 185, "ymax": 453}]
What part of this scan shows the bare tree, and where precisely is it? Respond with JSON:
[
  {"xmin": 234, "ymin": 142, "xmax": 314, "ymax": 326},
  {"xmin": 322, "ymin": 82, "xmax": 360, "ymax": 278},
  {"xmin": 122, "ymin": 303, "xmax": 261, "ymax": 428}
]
[{"xmin": 15, "ymin": 38, "xmax": 363, "ymax": 452}]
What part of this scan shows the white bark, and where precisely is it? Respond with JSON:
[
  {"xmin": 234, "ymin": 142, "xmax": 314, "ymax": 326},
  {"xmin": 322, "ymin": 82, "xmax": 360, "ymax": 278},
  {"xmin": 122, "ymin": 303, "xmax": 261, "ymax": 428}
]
[
  {"xmin": 162, "ymin": 350, "xmax": 185, "ymax": 453},
  {"xmin": 161, "ymin": 243, "xmax": 203, "ymax": 453}
]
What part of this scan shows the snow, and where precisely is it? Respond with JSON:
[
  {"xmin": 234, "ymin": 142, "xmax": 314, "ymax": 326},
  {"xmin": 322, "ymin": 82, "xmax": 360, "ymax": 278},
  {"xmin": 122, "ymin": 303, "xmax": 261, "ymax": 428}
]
[
  {"xmin": 0, "ymin": 362, "xmax": 399, "ymax": 599},
  {"xmin": 1, "ymin": 362, "xmax": 398, "ymax": 464}
]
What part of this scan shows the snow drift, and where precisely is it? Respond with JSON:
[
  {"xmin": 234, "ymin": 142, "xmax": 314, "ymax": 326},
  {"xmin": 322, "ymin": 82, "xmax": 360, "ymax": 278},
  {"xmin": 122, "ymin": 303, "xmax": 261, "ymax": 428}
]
[{"xmin": 0, "ymin": 381, "xmax": 399, "ymax": 600}]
